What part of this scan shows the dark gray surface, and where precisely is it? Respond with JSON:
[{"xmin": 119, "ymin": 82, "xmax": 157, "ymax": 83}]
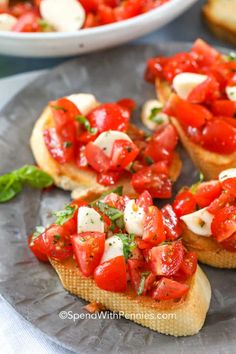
[
  {"xmin": 0, "ymin": 43, "xmax": 235, "ymax": 354},
  {"xmin": 0, "ymin": 0, "xmax": 234, "ymax": 79}
]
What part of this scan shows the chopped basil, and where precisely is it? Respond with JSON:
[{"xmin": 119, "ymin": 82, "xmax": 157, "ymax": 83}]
[
  {"xmin": 76, "ymin": 115, "xmax": 98, "ymax": 135},
  {"xmin": 51, "ymin": 105, "xmax": 67, "ymax": 112},
  {"xmin": 0, "ymin": 165, "xmax": 53, "ymax": 203},
  {"xmin": 148, "ymin": 107, "xmax": 163, "ymax": 123},
  {"xmin": 63, "ymin": 141, "xmax": 72, "ymax": 148},
  {"xmin": 95, "ymin": 201, "xmax": 124, "ymax": 230},
  {"xmin": 145, "ymin": 156, "xmax": 154, "ymax": 165},
  {"xmin": 115, "ymin": 233, "xmax": 136, "ymax": 260},
  {"xmin": 226, "ymin": 52, "xmax": 236, "ymax": 61},
  {"xmin": 137, "ymin": 271, "xmax": 150, "ymax": 296},
  {"xmin": 32, "ymin": 226, "xmax": 46, "ymax": 242},
  {"xmin": 54, "ymin": 204, "xmax": 78, "ymax": 226}
]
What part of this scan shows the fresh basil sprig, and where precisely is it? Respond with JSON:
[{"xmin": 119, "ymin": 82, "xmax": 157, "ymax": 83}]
[
  {"xmin": 54, "ymin": 204, "xmax": 78, "ymax": 226},
  {"xmin": 0, "ymin": 165, "xmax": 53, "ymax": 203},
  {"xmin": 76, "ymin": 115, "xmax": 98, "ymax": 135},
  {"xmin": 115, "ymin": 233, "xmax": 136, "ymax": 260}
]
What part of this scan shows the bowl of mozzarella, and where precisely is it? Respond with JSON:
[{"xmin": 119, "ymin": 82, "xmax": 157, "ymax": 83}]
[{"xmin": 0, "ymin": 0, "xmax": 198, "ymax": 57}]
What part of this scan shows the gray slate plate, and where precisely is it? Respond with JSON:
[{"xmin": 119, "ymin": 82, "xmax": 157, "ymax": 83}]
[{"xmin": 0, "ymin": 43, "xmax": 235, "ymax": 354}]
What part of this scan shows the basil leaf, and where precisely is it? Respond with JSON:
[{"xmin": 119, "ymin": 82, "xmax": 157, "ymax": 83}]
[
  {"xmin": 144, "ymin": 156, "xmax": 154, "ymax": 165},
  {"xmin": 137, "ymin": 271, "xmax": 150, "ymax": 296},
  {"xmin": 115, "ymin": 233, "xmax": 136, "ymax": 260},
  {"xmin": 96, "ymin": 201, "xmax": 124, "ymax": 228},
  {"xmin": 18, "ymin": 165, "xmax": 53, "ymax": 188},
  {"xmin": 51, "ymin": 105, "xmax": 67, "ymax": 111},
  {"xmin": 0, "ymin": 173, "xmax": 22, "ymax": 202},
  {"xmin": 76, "ymin": 115, "xmax": 98, "ymax": 135},
  {"xmin": 149, "ymin": 107, "xmax": 163, "ymax": 123},
  {"xmin": 54, "ymin": 204, "xmax": 78, "ymax": 226},
  {"xmin": 32, "ymin": 226, "xmax": 46, "ymax": 242}
]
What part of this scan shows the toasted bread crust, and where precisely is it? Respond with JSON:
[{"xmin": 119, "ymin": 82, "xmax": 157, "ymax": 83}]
[
  {"xmin": 50, "ymin": 257, "xmax": 211, "ymax": 336},
  {"xmin": 203, "ymin": 0, "xmax": 236, "ymax": 46},
  {"xmin": 182, "ymin": 225, "xmax": 236, "ymax": 268},
  {"xmin": 155, "ymin": 78, "xmax": 236, "ymax": 180},
  {"xmin": 30, "ymin": 105, "xmax": 182, "ymax": 200}
]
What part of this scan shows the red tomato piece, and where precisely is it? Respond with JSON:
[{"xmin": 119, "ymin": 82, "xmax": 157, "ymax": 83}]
[
  {"xmin": 96, "ymin": 171, "xmax": 121, "ymax": 186},
  {"xmin": 136, "ymin": 239, "xmax": 153, "ymax": 250},
  {"xmin": 12, "ymin": 11, "xmax": 40, "ymax": 32},
  {"xmin": 173, "ymin": 190, "xmax": 197, "ymax": 217},
  {"xmin": 143, "ymin": 206, "xmax": 166, "ymax": 245},
  {"xmin": 163, "ymin": 52, "xmax": 198, "ymax": 83},
  {"xmin": 187, "ymin": 76, "xmax": 220, "ymax": 104},
  {"xmin": 127, "ymin": 259, "xmax": 156, "ymax": 295},
  {"xmin": 28, "ymin": 232, "xmax": 48, "ymax": 262},
  {"xmin": 211, "ymin": 100, "xmax": 236, "ymax": 117},
  {"xmin": 94, "ymin": 256, "xmax": 127, "ymax": 292},
  {"xmin": 44, "ymin": 224, "xmax": 73, "ymax": 261},
  {"xmin": 110, "ymin": 139, "xmax": 139, "ymax": 169},
  {"xmin": 71, "ymin": 232, "xmax": 105, "ymax": 277},
  {"xmin": 97, "ymin": 4, "xmax": 116, "ymax": 24},
  {"xmin": 117, "ymin": 98, "xmax": 136, "ymax": 115},
  {"xmin": 44, "ymin": 128, "xmax": 75, "ymax": 164},
  {"xmin": 145, "ymin": 57, "xmax": 167, "ymax": 83},
  {"xmin": 150, "ymin": 277, "xmax": 189, "ymax": 300},
  {"xmin": 87, "ymin": 103, "xmax": 129, "ymax": 133},
  {"xmin": 207, "ymin": 190, "xmax": 235, "ymax": 214},
  {"xmin": 85, "ymin": 142, "xmax": 110, "ymax": 172},
  {"xmin": 136, "ymin": 190, "xmax": 153, "ymax": 211},
  {"xmin": 202, "ymin": 119, "xmax": 236, "ymax": 154},
  {"xmin": 191, "ymin": 38, "xmax": 221, "ymax": 66},
  {"xmin": 178, "ymin": 251, "xmax": 197, "ymax": 278},
  {"xmin": 161, "ymin": 204, "xmax": 183, "ymax": 241},
  {"xmin": 132, "ymin": 162, "xmax": 172, "ymax": 199},
  {"xmin": 194, "ymin": 181, "xmax": 222, "ymax": 208},
  {"xmin": 164, "ymin": 94, "xmax": 212, "ymax": 128},
  {"xmin": 211, "ymin": 206, "xmax": 236, "ymax": 242},
  {"xmin": 149, "ymin": 240, "xmax": 184, "ymax": 276},
  {"xmin": 221, "ymin": 177, "xmax": 236, "ymax": 197},
  {"xmin": 221, "ymin": 234, "xmax": 236, "ymax": 252}
]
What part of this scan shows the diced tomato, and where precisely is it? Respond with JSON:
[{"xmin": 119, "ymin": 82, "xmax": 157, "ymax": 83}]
[
  {"xmin": 132, "ymin": 162, "xmax": 172, "ymax": 199},
  {"xmin": 28, "ymin": 232, "xmax": 48, "ymax": 262},
  {"xmin": 149, "ymin": 240, "xmax": 184, "ymax": 276},
  {"xmin": 202, "ymin": 119, "xmax": 236, "ymax": 154},
  {"xmin": 44, "ymin": 128, "xmax": 75, "ymax": 164},
  {"xmin": 71, "ymin": 232, "xmax": 105, "ymax": 277},
  {"xmin": 83, "ymin": 12, "xmax": 99, "ymax": 28},
  {"xmin": 102, "ymin": 193, "xmax": 126, "ymax": 210},
  {"xmin": 143, "ymin": 124, "xmax": 178, "ymax": 164},
  {"xmin": 145, "ymin": 57, "xmax": 167, "ymax": 83},
  {"xmin": 10, "ymin": 3, "xmax": 34, "ymax": 18},
  {"xmin": 136, "ymin": 239, "xmax": 153, "ymax": 250},
  {"xmin": 94, "ymin": 256, "xmax": 127, "ymax": 292},
  {"xmin": 194, "ymin": 181, "xmax": 222, "ymax": 208},
  {"xmin": 143, "ymin": 206, "xmax": 166, "ymax": 245},
  {"xmin": 97, "ymin": 4, "xmax": 116, "ymax": 24},
  {"xmin": 161, "ymin": 204, "xmax": 183, "ymax": 241},
  {"xmin": 79, "ymin": 0, "xmax": 100, "ymax": 12},
  {"xmin": 97, "ymin": 171, "xmax": 121, "ymax": 186},
  {"xmin": 173, "ymin": 190, "xmax": 197, "ymax": 217},
  {"xmin": 176, "ymin": 251, "xmax": 198, "ymax": 280},
  {"xmin": 150, "ymin": 277, "xmax": 189, "ymax": 300},
  {"xmin": 211, "ymin": 206, "xmax": 236, "ymax": 242},
  {"xmin": 87, "ymin": 103, "xmax": 129, "ymax": 133},
  {"xmin": 187, "ymin": 76, "xmax": 220, "ymax": 104},
  {"xmin": 12, "ymin": 11, "xmax": 40, "ymax": 32},
  {"xmin": 44, "ymin": 224, "xmax": 73, "ymax": 261},
  {"xmin": 85, "ymin": 142, "xmax": 110, "ymax": 172},
  {"xmin": 117, "ymin": 98, "xmax": 136, "ymax": 115},
  {"xmin": 50, "ymin": 98, "xmax": 81, "ymax": 124},
  {"xmin": 136, "ymin": 190, "xmax": 153, "ymax": 211},
  {"xmin": 211, "ymin": 100, "xmax": 236, "ymax": 117},
  {"xmin": 162, "ymin": 52, "xmax": 197, "ymax": 83},
  {"xmin": 221, "ymin": 177, "xmax": 236, "ymax": 197},
  {"xmin": 207, "ymin": 190, "xmax": 235, "ymax": 214},
  {"xmin": 164, "ymin": 94, "xmax": 212, "ymax": 128},
  {"xmin": 221, "ymin": 233, "xmax": 236, "ymax": 252},
  {"xmin": 192, "ymin": 38, "xmax": 221, "ymax": 66},
  {"xmin": 110, "ymin": 139, "xmax": 139, "ymax": 169},
  {"xmin": 64, "ymin": 199, "xmax": 88, "ymax": 234},
  {"xmin": 127, "ymin": 259, "xmax": 155, "ymax": 295}
]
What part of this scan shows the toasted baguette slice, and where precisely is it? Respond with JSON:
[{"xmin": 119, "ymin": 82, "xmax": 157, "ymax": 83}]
[
  {"xmin": 182, "ymin": 225, "xmax": 236, "ymax": 268},
  {"xmin": 203, "ymin": 0, "xmax": 236, "ymax": 46},
  {"xmin": 155, "ymin": 79, "xmax": 236, "ymax": 180},
  {"xmin": 30, "ymin": 106, "xmax": 182, "ymax": 200},
  {"xmin": 50, "ymin": 257, "xmax": 211, "ymax": 336}
]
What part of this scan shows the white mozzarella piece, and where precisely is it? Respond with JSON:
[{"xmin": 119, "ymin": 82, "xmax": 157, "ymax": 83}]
[
  {"xmin": 141, "ymin": 99, "xmax": 169, "ymax": 131},
  {"xmin": 101, "ymin": 236, "xmax": 124, "ymax": 263},
  {"xmin": 180, "ymin": 207, "xmax": 214, "ymax": 237},
  {"xmin": 173, "ymin": 72, "xmax": 208, "ymax": 100},
  {"xmin": 40, "ymin": 0, "xmax": 85, "ymax": 32},
  {"xmin": 66, "ymin": 93, "xmax": 99, "ymax": 115},
  {"xmin": 226, "ymin": 86, "xmax": 236, "ymax": 101},
  {"xmin": 77, "ymin": 207, "xmax": 104, "ymax": 233},
  {"xmin": 0, "ymin": 14, "xmax": 17, "ymax": 31},
  {"xmin": 94, "ymin": 130, "xmax": 131, "ymax": 157},
  {"xmin": 219, "ymin": 168, "xmax": 236, "ymax": 182},
  {"xmin": 124, "ymin": 199, "xmax": 145, "ymax": 237}
]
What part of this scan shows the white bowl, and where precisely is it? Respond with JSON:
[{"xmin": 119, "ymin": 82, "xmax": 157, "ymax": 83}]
[{"xmin": 0, "ymin": 0, "xmax": 197, "ymax": 57}]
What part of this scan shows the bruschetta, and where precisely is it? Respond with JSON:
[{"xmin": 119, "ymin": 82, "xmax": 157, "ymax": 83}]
[
  {"xmin": 172, "ymin": 168, "xmax": 236, "ymax": 268},
  {"xmin": 144, "ymin": 38, "xmax": 236, "ymax": 180},
  {"xmin": 30, "ymin": 94, "xmax": 182, "ymax": 201},
  {"xmin": 28, "ymin": 188, "xmax": 211, "ymax": 336}
]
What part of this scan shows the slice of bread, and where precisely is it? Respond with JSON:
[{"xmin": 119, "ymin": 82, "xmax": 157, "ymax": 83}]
[
  {"xmin": 30, "ymin": 106, "xmax": 182, "ymax": 200},
  {"xmin": 155, "ymin": 78, "xmax": 236, "ymax": 180},
  {"xmin": 50, "ymin": 257, "xmax": 211, "ymax": 336},
  {"xmin": 182, "ymin": 225, "xmax": 236, "ymax": 268},
  {"xmin": 203, "ymin": 0, "xmax": 236, "ymax": 46}
]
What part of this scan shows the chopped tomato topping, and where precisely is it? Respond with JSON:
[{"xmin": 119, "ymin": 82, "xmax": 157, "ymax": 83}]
[
  {"xmin": 161, "ymin": 204, "xmax": 183, "ymax": 241},
  {"xmin": 150, "ymin": 277, "xmax": 189, "ymax": 300},
  {"xmin": 44, "ymin": 224, "xmax": 73, "ymax": 261},
  {"xmin": 85, "ymin": 142, "xmax": 110, "ymax": 173},
  {"xmin": 173, "ymin": 190, "xmax": 197, "ymax": 217},
  {"xmin": 143, "ymin": 206, "xmax": 166, "ymax": 245},
  {"xmin": 194, "ymin": 181, "xmax": 222, "ymax": 208},
  {"xmin": 211, "ymin": 206, "xmax": 236, "ymax": 242},
  {"xmin": 110, "ymin": 139, "xmax": 139, "ymax": 170}
]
